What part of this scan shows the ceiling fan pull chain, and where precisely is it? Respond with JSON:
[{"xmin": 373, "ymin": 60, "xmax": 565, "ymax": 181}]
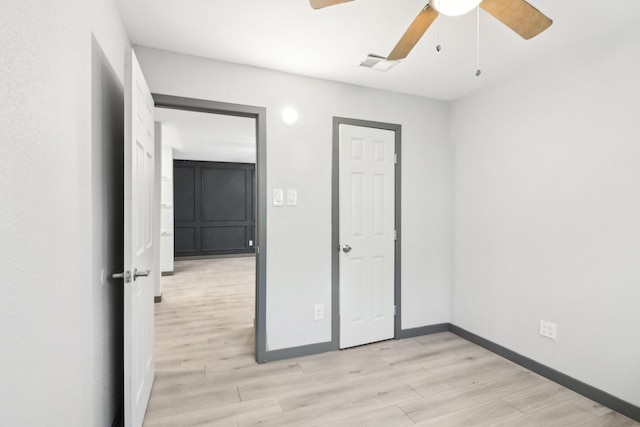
[
  {"xmin": 475, "ymin": 6, "xmax": 481, "ymax": 76},
  {"xmin": 436, "ymin": 16, "xmax": 441, "ymax": 52}
]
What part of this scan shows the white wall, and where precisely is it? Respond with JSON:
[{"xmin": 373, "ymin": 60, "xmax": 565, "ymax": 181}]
[
  {"xmin": 136, "ymin": 47, "xmax": 452, "ymax": 350},
  {"xmin": 0, "ymin": 0, "xmax": 130, "ymax": 425},
  {"xmin": 160, "ymin": 144, "xmax": 174, "ymax": 274},
  {"xmin": 2, "ymin": 0, "xmax": 636, "ymax": 419},
  {"xmin": 154, "ymin": 122, "xmax": 163, "ymax": 297},
  {"xmin": 450, "ymin": 22, "xmax": 640, "ymax": 406}
]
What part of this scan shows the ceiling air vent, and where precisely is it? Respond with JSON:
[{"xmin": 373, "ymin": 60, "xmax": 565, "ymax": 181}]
[{"xmin": 359, "ymin": 54, "xmax": 399, "ymax": 72}]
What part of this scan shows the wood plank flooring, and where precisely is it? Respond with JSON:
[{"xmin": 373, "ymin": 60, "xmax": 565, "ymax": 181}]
[{"xmin": 144, "ymin": 257, "xmax": 638, "ymax": 427}]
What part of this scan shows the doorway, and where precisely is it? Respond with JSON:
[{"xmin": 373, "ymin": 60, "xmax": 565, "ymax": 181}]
[
  {"xmin": 152, "ymin": 94, "xmax": 267, "ymax": 362},
  {"xmin": 332, "ymin": 117, "xmax": 402, "ymax": 350}
]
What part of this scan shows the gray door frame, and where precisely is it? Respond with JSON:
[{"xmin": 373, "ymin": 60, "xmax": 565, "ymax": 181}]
[
  {"xmin": 332, "ymin": 117, "xmax": 402, "ymax": 349},
  {"xmin": 152, "ymin": 94, "xmax": 268, "ymax": 363}
]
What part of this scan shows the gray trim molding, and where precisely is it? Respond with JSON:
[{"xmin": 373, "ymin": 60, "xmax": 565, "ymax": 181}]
[
  {"xmin": 151, "ymin": 94, "xmax": 269, "ymax": 364},
  {"xmin": 260, "ymin": 342, "xmax": 334, "ymax": 363},
  {"xmin": 400, "ymin": 323, "xmax": 450, "ymax": 339},
  {"xmin": 175, "ymin": 253, "xmax": 255, "ymax": 261},
  {"xmin": 331, "ymin": 117, "xmax": 402, "ymax": 350},
  {"xmin": 449, "ymin": 324, "xmax": 640, "ymax": 422}
]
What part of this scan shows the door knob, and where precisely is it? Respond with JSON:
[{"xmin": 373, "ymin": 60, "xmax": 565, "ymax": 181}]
[
  {"xmin": 342, "ymin": 244, "xmax": 352, "ymax": 253},
  {"xmin": 133, "ymin": 268, "xmax": 150, "ymax": 280}
]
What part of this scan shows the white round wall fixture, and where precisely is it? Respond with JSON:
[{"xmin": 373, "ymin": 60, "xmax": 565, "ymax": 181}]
[{"xmin": 281, "ymin": 106, "xmax": 299, "ymax": 126}]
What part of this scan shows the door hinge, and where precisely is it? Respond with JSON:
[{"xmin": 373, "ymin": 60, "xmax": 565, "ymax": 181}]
[
  {"xmin": 394, "ymin": 230, "xmax": 397, "ymax": 241},
  {"xmin": 394, "ymin": 305, "xmax": 397, "ymax": 316},
  {"xmin": 394, "ymin": 153, "xmax": 397, "ymax": 165}
]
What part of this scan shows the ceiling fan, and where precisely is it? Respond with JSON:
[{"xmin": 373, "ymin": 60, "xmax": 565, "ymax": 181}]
[{"xmin": 309, "ymin": 0, "xmax": 552, "ymax": 61}]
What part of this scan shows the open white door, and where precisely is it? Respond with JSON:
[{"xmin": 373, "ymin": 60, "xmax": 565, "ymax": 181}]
[
  {"xmin": 339, "ymin": 124, "xmax": 395, "ymax": 349},
  {"xmin": 121, "ymin": 48, "xmax": 155, "ymax": 427}
]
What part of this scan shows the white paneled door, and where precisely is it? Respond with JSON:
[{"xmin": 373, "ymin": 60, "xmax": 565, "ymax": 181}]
[
  {"xmin": 123, "ymin": 49, "xmax": 155, "ymax": 427},
  {"xmin": 339, "ymin": 124, "xmax": 395, "ymax": 349}
]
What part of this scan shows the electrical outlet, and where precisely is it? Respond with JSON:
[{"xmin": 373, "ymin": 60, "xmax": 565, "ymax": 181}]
[
  {"xmin": 314, "ymin": 304, "xmax": 324, "ymax": 321},
  {"xmin": 539, "ymin": 319, "xmax": 557, "ymax": 340}
]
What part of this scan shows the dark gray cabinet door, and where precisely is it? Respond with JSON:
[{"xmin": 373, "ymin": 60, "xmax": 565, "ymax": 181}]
[{"xmin": 174, "ymin": 160, "xmax": 255, "ymax": 257}]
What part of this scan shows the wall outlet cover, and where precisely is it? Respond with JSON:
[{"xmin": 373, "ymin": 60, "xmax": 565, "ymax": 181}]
[{"xmin": 540, "ymin": 319, "xmax": 557, "ymax": 340}]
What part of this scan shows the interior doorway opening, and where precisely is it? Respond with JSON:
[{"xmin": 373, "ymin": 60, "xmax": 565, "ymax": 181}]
[{"xmin": 152, "ymin": 94, "xmax": 267, "ymax": 363}]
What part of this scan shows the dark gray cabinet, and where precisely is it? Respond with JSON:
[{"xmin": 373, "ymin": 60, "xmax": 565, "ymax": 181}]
[{"xmin": 174, "ymin": 160, "xmax": 255, "ymax": 257}]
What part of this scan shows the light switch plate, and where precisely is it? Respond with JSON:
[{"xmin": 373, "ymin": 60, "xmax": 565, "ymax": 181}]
[
  {"xmin": 287, "ymin": 189, "xmax": 297, "ymax": 206},
  {"xmin": 273, "ymin": 189, "xmax": 284, "ymax": 206}
]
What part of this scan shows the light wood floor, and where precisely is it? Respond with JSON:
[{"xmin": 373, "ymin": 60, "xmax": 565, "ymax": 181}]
[{"xmin": 144, "ymin": 257, "xmax": 638, "ymax": 427}]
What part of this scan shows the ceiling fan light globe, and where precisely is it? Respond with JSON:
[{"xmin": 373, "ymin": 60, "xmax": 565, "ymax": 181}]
[{"xmin": 431, "ymin": 0, "xmax": 482, "ymax": 16}]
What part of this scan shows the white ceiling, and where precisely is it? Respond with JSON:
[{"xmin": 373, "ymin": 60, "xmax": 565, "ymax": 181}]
[
  {"xmin": 117, "ymin": 0, "xmax": 640, "ymax": 101},
  {"xmin": 155, "ymin": 107, "xmax": 256, "ymax": 163}
]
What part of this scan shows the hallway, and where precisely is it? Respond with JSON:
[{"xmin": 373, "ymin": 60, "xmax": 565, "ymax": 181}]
[{"xmin": 144, "ymin": 256, "xmax": 258, "ymax": 425}]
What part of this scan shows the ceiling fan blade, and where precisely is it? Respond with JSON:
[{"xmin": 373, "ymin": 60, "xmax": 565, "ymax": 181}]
[
  {"xmin": 387, "ymin": 4, "xmax": 439, "ymax": 61},
  {"xmin": 480, "ymin": 0, "xmax": 552, "ymax": 40},
  {"xmin": 309, "ymin": 0, "xmax": 354, "ymax": 10}
]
